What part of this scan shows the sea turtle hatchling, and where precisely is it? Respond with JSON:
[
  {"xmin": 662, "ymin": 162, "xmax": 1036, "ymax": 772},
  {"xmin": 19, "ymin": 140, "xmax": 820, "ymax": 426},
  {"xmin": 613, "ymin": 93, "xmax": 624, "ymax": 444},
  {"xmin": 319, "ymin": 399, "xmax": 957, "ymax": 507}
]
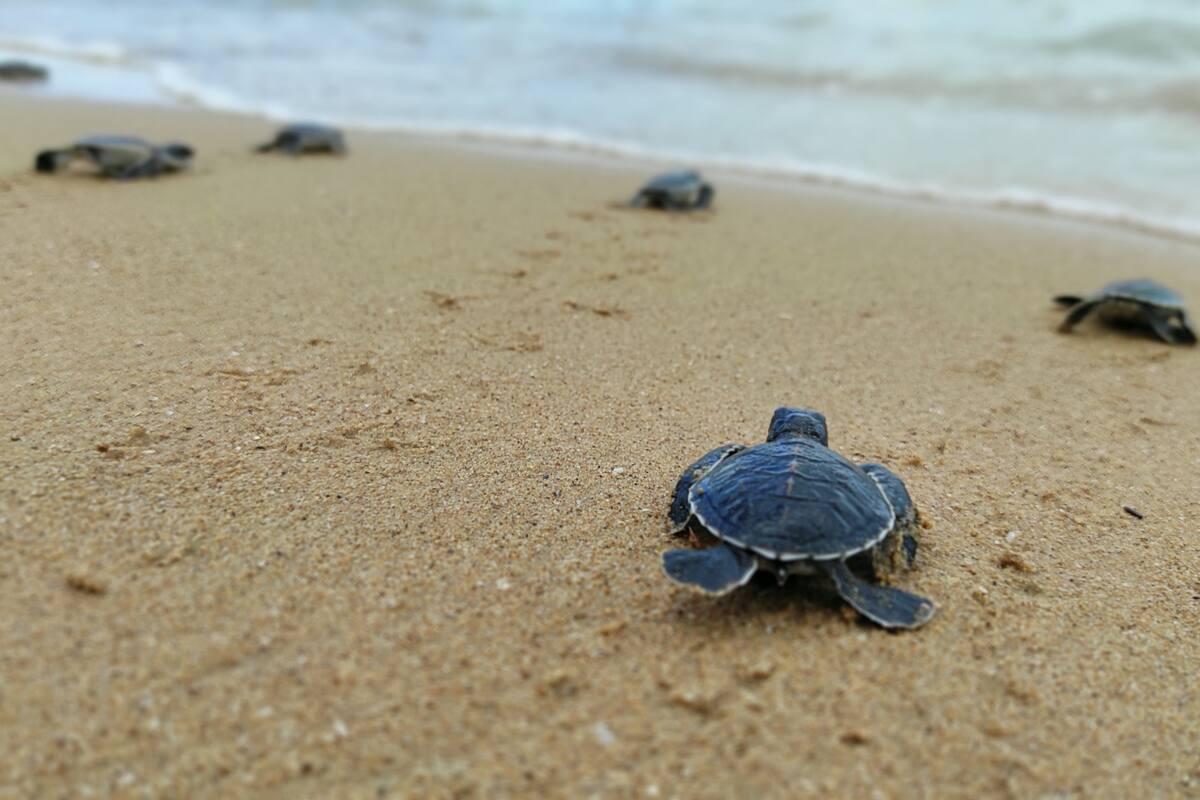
[
  {"xmin": 0, "ymin": 60, "xmax": 48, "ymax": 82},
  {"xmin": 256, "ymin": 123, "xmax": 346, "ymax": 155},
  {"xmin": 35, "ymin": 135, "xmax": 193, "ymax": 179},
  {"xmin": 630, "ymin": 170, "xmax": 713, "ymax": 211},
  {"xmin": 663, "ymin": 407, "xmax": 935, "ymax": 630},
  {"xmin": 1054, "ymin": 278, "xmax": 1195, "ymax": 345}
]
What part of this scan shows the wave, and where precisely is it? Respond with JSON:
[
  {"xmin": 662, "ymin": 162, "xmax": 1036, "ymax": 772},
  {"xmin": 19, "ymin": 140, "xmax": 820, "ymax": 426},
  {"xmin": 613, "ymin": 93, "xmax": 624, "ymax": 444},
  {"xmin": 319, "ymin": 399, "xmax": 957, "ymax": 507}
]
[
  {"xmin": 0, "ymin": 34, "xmax": 130, "ymax": 65},
  {"xmin": 1041, "ymin": 18, "xmax": 1200, "ymax": 63},
  {"xmin": 151, "ymin": 63, "xmax": 294, "ymax": 119},
  {"xmin": 16, "ymin": 39, "xmax": 1200, "ymax": 247},
  {"xmin": 261, "ymin": 114, "xmax": 1200, "ymax": 245}
]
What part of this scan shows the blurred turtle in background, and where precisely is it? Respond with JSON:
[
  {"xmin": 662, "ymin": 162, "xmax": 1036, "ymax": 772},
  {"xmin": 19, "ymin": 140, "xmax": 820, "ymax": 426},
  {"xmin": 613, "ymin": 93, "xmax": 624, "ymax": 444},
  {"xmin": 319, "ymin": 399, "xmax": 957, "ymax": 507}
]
[
  {"xmin": 35, "ymin": 135, "xmax": 194, "ymax": 179},
  {"xmin": 630, "ymin": 170, "xmax": 713, "ymax": 211},
  {"xmin": 256, "ymin": 123, "xmax": 346, "ymax": 155},
  {"xmin": 0, "ymin": 61, "xmax": 48, "ymax": 82},
  {"xmin": 1055, "ymin": 278, "xmax": 1195, "ymax": 345}
]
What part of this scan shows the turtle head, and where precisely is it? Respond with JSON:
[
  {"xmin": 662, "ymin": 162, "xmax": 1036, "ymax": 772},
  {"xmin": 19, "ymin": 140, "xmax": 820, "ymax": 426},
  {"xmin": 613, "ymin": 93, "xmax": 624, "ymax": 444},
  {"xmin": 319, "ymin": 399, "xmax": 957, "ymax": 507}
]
[
  {"xmin": 766, "ymin": 407, "xmax": 827, "ymax": 445},
  {"xmin": 158, "ymin": 143, "xmax": 194, "ymax": 169}
]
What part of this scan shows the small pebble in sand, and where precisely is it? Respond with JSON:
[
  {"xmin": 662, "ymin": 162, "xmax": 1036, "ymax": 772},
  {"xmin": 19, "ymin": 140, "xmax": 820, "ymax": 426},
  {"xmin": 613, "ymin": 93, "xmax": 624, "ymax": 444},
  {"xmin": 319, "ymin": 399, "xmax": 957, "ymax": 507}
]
[
  {"xmin": 65, "ymin": 571, "xmax": 107, "ymax": 595},
  {"xmin": 596, "ymin": 619, "xmax": 626, "ymax": 637},
  {"xmin": 495, "ymin": 577, "xmax": 511, "ymax": 591},
  {"xmin": 738, "ymin": 659, "xmax": 776, "ymax": 683},
  {"xmin": 540, "ymin": 669, "xmax": 579, "ymax": 697},
  {"xmin": 425, "ymin": 291, "xmax": 461, "ymax": 309},
  {"xmin": 840, "ymin": 730, "xmax": 869, "ymax": 746},
  {"xmin": 1005, "ymin": 530, "xmax": 1019, "ymax": 542},
  {"xmin": 997, "ymin": 552, "xmax": 1033, "ymax": 573},
  {"xmin": 591, "ymin": 721, "xmax": 617, "ymax": 747},
  {"xmin": 1123, "ymin": 505, "xmax": 1144, "ymax": 520},
  {"xmin": 667, "ymin": 687, "xmax": 717, "ymax": 715},
  {"xmin": 971, "ymin": 585, "xmax": 989, "ymax": 604},
  {"xmin": 611, "ymin": 467, "xmax": 626, "ymax": 476}
]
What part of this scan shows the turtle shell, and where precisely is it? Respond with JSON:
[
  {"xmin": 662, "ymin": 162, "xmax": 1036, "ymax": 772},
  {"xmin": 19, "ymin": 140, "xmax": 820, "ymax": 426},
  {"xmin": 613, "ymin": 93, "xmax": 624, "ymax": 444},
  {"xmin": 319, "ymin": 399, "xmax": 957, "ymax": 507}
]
[
  {"xmin": 1101, "ymin": 279, "xmax": 1184, "ymax": 310},
  {"xmin": 275, "ymin": 123, "xmax": 344, "ymax": 150},
  {"xmin": 644, "ymin": 170, "xmax": 703, "ymax": 193},
  {"xmin": 75, "ymin": 136, "xmax": 154, "ymax": 170},
  {"xmin": 689, "ymin": 437, "xmax": 894, "ymax": 561}
]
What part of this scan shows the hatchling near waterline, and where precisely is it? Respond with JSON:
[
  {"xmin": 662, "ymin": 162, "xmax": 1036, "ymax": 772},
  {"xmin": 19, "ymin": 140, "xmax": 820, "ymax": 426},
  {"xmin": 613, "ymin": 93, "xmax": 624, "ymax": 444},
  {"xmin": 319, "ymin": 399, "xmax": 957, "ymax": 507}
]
[
  {"xmin": 35, "ymin": 135, "xmax": 194, "ymax": 179},
  {"xmin": 630, "ymin": 170, "xmax": 713, "ymax": 211},
  {"xmin": 663, "ymin": 407, "xmax": 935, "ymax": 630},
  {"xmin": 0, "ymin": 60, "xmax": 48, "ymax": 82},
  {"xmin": 256, "ymin": 123, "xmax": 347, "ymax": 155},
  {"xmin": 1055, "ymin": 278, "xmax": 1195, "ymax": 345}
]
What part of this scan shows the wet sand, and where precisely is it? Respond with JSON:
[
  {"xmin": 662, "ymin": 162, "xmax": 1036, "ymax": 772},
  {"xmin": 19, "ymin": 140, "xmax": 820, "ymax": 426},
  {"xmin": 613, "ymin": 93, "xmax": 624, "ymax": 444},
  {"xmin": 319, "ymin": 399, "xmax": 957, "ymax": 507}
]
[{"xmin": 1, "ymin": 94, "xmax": 1198, "ymax": 799}]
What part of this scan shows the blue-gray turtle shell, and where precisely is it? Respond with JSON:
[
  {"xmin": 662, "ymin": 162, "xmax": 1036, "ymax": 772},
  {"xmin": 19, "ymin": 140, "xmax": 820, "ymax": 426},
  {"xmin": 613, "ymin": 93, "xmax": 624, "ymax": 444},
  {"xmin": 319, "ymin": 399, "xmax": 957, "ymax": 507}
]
[
  {"xmin": 1099, "ymin": 279, "xmax": 1184, "ymax": 310},
  {"xmin": 643, "ymin": 170, "xmax": 704, "ymax": 194},
  {"xmin": 689, "ymin": 438, "xmax": 894, "ymax": 561}
]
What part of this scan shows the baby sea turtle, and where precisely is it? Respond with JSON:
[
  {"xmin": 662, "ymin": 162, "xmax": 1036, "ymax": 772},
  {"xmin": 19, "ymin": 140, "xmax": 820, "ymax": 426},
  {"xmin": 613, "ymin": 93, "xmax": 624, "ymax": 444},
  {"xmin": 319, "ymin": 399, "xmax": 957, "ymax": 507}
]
[
  {"xmin": 630, "ymin": 170, "xmax": 713, "ymax": 211},
  {"xmin": 663, "ymin": 407, "xmax": 935, "ymax": 630},
  {"xmin": 35, "ymin": 135, "xmax": 194, "ymax": 179},
  {"xmin": 256, "ymin": 123, "xmax": 346, "ymax": 155},
  {"xmin": 0, "ymin": 60, "xmax": 48, "ymax": 82},
  {"xmin": 1055, "ymin": 278, "xmax": 1195, "ymax": 345}
]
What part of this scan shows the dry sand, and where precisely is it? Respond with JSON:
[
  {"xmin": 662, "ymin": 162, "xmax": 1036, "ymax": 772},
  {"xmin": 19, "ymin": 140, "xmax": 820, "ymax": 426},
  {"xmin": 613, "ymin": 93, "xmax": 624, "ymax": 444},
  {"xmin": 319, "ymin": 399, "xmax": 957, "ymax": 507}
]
[{"xmin": 1, "ymin": 94, "xmax": 1198, "ymax": 799}]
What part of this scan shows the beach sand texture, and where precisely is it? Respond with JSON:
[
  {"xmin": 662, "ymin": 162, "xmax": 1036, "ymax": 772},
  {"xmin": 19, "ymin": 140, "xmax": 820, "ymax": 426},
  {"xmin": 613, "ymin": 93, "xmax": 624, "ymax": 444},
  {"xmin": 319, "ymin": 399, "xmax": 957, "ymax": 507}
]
[{"xmin": 1, "ymin": 96, "xmax": 1198, "ymax": 798}]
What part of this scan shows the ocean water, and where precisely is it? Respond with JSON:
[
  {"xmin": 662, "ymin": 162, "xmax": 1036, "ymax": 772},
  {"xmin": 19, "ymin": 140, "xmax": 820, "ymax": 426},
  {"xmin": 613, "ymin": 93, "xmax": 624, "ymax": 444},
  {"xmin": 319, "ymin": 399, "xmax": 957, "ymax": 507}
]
[{"xmin": 3, "ymin": 0, "xmax": 1200, "ymax": 240}]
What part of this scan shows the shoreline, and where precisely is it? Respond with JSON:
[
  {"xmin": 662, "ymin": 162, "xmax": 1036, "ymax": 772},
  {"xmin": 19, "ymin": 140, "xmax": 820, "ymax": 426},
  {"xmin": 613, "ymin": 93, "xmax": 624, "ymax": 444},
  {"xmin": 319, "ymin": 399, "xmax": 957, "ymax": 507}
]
[
  {"xmin": 2, "ymin": 93, "xmax": 1198, "ymax": 797},
  {"xmin": 7, "ymin": 87, "xmax": 1200, "ymax": 250}
]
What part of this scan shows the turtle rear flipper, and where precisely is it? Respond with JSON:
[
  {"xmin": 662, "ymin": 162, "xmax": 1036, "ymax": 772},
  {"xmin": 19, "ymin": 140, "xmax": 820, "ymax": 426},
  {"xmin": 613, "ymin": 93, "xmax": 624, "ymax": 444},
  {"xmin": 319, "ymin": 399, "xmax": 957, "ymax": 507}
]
[
  {"xmin": 695, "ymin": 183, "xmax": 714, "ymax": 210},
  {"xmin": 35, "ymin": 148, "xmax": 71, "ymax": 173},
  {"xmin": 629, "ymin": 190, "xmax": 652, "ymax": 209},
  {"xmin": 114, "ymin": 161, "xmax": 160, "ymax": 180},
  {"xmin": 663, "ymin": 544, "xmax": 756, "ymax": 595},
  {"xmin": 818, "ymin": 560, "xmax": 934, "ymax": 630},
  {"xmin": 1057, "ymin": 299, "xmax": 1102, "ymax": 333}
]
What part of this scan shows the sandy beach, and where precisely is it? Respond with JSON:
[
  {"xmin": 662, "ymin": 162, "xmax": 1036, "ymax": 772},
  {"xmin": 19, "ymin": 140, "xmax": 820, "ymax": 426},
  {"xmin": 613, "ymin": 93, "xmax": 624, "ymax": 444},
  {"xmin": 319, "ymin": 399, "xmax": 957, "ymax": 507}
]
[{"xmin": 1, "ymin": 94, "xmax": 1198, "ymax": 799}]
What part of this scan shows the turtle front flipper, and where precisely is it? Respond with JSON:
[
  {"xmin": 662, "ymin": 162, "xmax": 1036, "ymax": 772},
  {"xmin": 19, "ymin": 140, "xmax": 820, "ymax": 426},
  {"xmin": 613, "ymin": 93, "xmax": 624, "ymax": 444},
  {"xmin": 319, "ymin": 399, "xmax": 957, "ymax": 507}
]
[
  {"xmin": 1057, "ymin": 299, "xmax": 1102, "ymax": 333},
  {"xmin": 695, "ymin": 183, "xmax": 714, "ymax": 210},
  {"xmin": 668, "ymin": 443, "xmax": 745, "ymax": 534},
  {"xmin": 1175, "ymin": 310, "xmax": 1197, "ymax": 345},
  {"xmin": 1053, "ymin": 294, "xmax": 1084, "ymax": 307},
  {"xmin": 663, "ymin": 543, "xmax": 757, "ymax": 595},
  {"xmin": 1141, "ymin": 307, "xmax": 1186, "ymax": 344},
  {"xmin": 818, "ymin": 560, "xmax": 935, "ymax": 630}
]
